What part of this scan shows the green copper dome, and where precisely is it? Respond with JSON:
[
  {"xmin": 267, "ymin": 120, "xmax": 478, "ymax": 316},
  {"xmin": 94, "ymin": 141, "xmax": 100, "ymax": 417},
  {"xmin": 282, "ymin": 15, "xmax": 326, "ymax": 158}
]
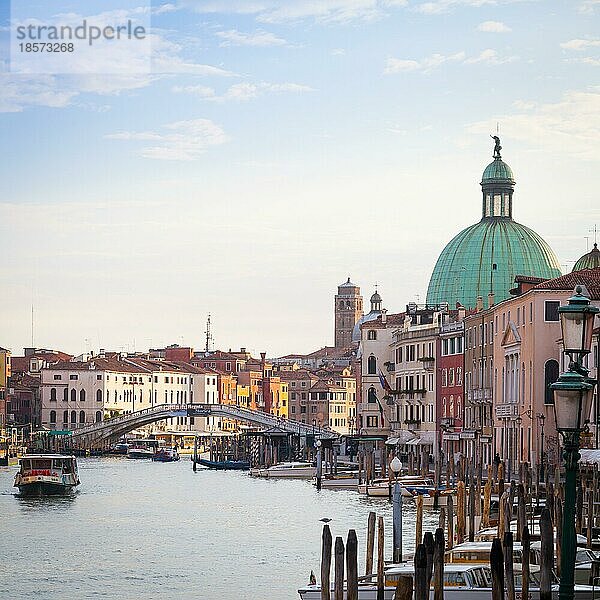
[
  {"xmin": 426, "ymin": 138, "xmax": 562, "ymax": 309},
  {"xmin": 482, "ymin": 158, "xmax": 514, "ymax": 183},
  {"xmin": 573, "ymin": 244, "xmax": 600, "ymax": 272}
]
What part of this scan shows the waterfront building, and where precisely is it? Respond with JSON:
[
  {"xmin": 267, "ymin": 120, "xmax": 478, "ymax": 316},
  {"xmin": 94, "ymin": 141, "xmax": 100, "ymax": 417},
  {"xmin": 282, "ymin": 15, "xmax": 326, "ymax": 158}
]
[
  {"xmin": 463, "ymin": 268, "xmax": 600, "ymax": 477},
  {"xmin": 308, "ymin": 379, "xmax": 341, "ymax": 429},
  {"xmin": 279, "ymin": 369, "xmax": 318, "ymax": 423},
  {"xmin": 426, "ymin": 139, "xmax": 562, "ymax": 309},
  {"xmin": 357, "ymin": 310, "xmax": 405, "ymax": 435},
  {"xmin": 0, "ymin": 347, "xmax": 10, "ymax": 435},
  {"xmin": 40, "ymin": 356, "xmax": 219, "ymax": 434},
  {"xmin": 6, "ymin": 373, "xmax": 40, "ymax": 429},
  {"xmin": 389, "ymin": 304, "xmax": 456, "ymax": 465},
  {"xmin": 273, "ymin": 346, "xmax": 355, "ymax": 370},
  {"xmin": 438, "ymin": 315, "xmax": 466, "ymax": 461},
  {"xmin": 193, "ymin": 349, "xmax": 249, "ymax": 374},
  {"xmin": 335, "ymin": 278, "xmax": 363, "ymax": 348}
]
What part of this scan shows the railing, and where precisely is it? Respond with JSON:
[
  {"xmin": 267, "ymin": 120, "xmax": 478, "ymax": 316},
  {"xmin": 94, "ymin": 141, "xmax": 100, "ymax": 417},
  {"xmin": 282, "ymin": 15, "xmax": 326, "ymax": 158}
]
[{"xmin": 467, "ymin": 388, "xmax": 493, "ymax": 403}]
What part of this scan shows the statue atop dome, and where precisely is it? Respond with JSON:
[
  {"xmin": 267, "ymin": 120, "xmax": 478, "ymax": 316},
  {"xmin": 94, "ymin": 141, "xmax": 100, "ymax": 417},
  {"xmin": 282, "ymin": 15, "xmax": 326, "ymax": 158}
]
[{"xmin": 491, "ymin": 135, "xmax": 502, "ymax": 159}]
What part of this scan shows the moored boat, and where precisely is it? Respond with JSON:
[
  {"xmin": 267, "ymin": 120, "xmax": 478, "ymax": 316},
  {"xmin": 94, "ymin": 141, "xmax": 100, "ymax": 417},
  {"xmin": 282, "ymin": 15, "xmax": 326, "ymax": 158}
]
[
  {"xmin": 250, "ymin": 461, "xmax": 315, "ymax": 478},
  {"xmin": 197, "ymin": 458, "xmax": 250, "ymax": 470},
  {"xmin": 153, "ymin": 448, "xmax": 180, "ymax": 462},
  {"xmin": 14, "ymin": 454, "xmax": 80, "ymax": 496}
]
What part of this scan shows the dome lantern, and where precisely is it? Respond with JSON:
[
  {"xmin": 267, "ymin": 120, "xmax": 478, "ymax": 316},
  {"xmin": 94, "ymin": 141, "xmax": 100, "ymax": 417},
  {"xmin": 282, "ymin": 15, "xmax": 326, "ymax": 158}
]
[{"xmin": 481, "ymin": 136, "xmax": 515, "ymax": 220}]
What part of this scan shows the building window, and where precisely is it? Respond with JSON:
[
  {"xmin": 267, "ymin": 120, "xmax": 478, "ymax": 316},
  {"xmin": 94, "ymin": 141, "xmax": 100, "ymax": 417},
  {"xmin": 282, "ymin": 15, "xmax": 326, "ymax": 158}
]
[
  {"xmin": 449, "ymin": 369, "xmax": 455, "ymax": 386},
  {"xmin": 544, "ymin": 301, "xmax": 560, "ymax": 322},
  {"xmin": 366, "ymin": 415, "xmax": 378, "ymax": 428},
  {"xmin": 71, "ymin": 410, "xmax": 77, "ymax": 424},
  {"xmin": 79, "ymin": 410, "xmax": 86, "ymax": 424},
  {"xmin": 97, "ymin": 374, "xmax": 102, "ymax": 381},
  {"xmin": 96, "ymin": 389, "xmax": 102, "ymax": 402},
  {"xmin": 441, "ymin": 369, "xmax": 448, "ymax": 387},
  {"xmin": 69, "ymin": 374, "xmax": 78, "ymax": 380},
  {"xmin": 95, "ymin": 411, "xmax": 102, "ymax": 422},
  {"xmin": 50, "ymin": 388, "xmax": 57, "ymax": 402},
  {"xmin": 70, "ymin": 389, "xmax": 77, "ymax": 402},
  {"xmin": 367, "ymin": 387, "xmax": 377, "ymax": 403},
  {"xmin": 80, "ymin": 389, "xmax": 86, "ymax": 402},
  {"xmin": 367, "ymin": 330, "xmax": 377, "ymax": 341},
  {"xmin": 63, "ymin": 388, "xmax": 68, "ymax": 402},
  {"xmin": 544, "ymin": 359, "xmax": 559, "ymax": 404},
  {"xmin": 49, "ymin": 410, "xmax": 56, "ymax": 424},
  {"xmin": 63, "ymin": 410, "xmax": 68, "ymax": 424},
  {"xmin": 291, "ymin": 406, "xmax": 296, "ymax": 414},
  {"xmin": 367, "ymin": 355, "xmax": 377, "ymax": 375},
  {"xmin": 53, "ymin": 374, "xmax": 62, "ymax": 381}
]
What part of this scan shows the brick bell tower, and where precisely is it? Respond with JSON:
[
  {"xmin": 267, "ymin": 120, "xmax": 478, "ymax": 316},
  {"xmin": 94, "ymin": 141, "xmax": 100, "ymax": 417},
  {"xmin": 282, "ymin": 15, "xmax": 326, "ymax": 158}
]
[{"xmin": 334, "ymin": 278, "xmax": 363, "ymax": 348}]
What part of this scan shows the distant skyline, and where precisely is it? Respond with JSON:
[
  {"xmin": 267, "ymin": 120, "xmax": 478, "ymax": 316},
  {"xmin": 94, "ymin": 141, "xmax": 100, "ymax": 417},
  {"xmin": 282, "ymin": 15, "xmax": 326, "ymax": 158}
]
[{"xmin": 1, "ymin": 0, "xmax": 599, "ymax": 357}]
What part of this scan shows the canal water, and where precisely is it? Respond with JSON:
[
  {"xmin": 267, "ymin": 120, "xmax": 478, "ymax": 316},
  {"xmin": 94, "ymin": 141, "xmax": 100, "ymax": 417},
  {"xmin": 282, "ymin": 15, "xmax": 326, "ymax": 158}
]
[{"xmin": 0, "ymin": 457, "xmax": 439, "ymax": 599}]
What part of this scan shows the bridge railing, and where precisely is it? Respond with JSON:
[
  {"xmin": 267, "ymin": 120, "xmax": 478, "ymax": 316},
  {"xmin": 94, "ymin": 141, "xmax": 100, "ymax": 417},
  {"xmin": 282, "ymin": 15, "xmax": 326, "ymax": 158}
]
[{"xmin": 73, "ymin": 403, "xmax": 187, "ymax": 437}]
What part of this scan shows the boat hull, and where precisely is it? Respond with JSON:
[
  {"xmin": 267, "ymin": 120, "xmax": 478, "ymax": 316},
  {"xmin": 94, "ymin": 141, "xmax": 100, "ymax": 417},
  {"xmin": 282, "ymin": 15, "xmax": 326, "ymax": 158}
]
[
  {"xmin": 17, "ymin": 480, "xmax": 77, "ymax": 496},
  {"xmin": 197, "ymin": 458, "xmax": 250, "ymax": 471},
  {"xmin": 127, "ymin": 450, "xmax": 154, "ymax": 459}
]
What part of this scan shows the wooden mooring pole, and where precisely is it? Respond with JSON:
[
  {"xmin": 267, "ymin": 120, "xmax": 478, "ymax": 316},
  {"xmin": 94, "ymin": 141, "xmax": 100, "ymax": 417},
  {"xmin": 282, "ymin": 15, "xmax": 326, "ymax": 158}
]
[
  {"xmin": 346, "ymin": 530, "xmax": 358, "ymax": 600},
  {"xmin": 490, "ymin": 537, "xmax": 505, "ymax": 600},
  {"xmin": 539, "ymin": 508, "xmax": 553, "ymax": 600},
  {"xmin": 433, "ymin": 528, "xmax": 445, "ymax": 600},
  {"xmin": 377, "ymin": 517, "xmax": 385, "ymax": 600},
  {"xmin": 365, "ymin": 511, "xmax": 376, "ymax": 577},
  {"xmin": 414, "ymin": 543, "xmax": 428, "ymax": 600},
  {"xmin": 321, "ymin": 524, "xmax": 332, "ymax": 600},
  {"xmin": 334, "ymin": 537, "xmax": 344, "ymax": 600}
]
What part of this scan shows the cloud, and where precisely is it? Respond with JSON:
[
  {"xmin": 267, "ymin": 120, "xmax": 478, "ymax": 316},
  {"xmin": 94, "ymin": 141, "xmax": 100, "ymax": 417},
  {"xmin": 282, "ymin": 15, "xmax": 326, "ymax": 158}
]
[
  {"xmin": 560, "ymin": 38, "xmax": 600, "ymax": 51},
  {"xmin": 414, "ymin": 0, "xmax": 527, "ymax": 15},
  {"xmin": 216, "ymin": 29, "xmax": 288, "ymax": 47},
  {"xmin": 105, "ymin": 118, "xmax": 230, "ymax": 160},
  {"xmin": 579, "ymin": 0, "xmax": 600, "ymax": 13},
  {"xmin": 464, "ymin": 49, "xmax": 517, "ymax": 64},
  {"xmin": 477, "ymin": 20, "xmax": 511, "ymax": 32},
  {"xmin": 331, "ymin": 48, "xmax": 346, "ymax": 56},
  {"xmin": 385, "ymin": 48, "xmax": 515, "ymax": 73},
  {"xmin": 172, "ymin": 81, "xmax": 314, "ymax": 101},
  {"xmin": 468, "ymin": 88, "xmax": 600, "ymax": 161},
  {"xmin": 182, "ymin": 0, "xmax": 407, "ymax": 24}
]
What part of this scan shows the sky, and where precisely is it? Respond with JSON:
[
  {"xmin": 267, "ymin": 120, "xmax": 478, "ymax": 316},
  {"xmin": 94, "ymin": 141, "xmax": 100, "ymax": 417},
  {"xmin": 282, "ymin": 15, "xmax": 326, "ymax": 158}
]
[{"xmin": 1, "ymin": 0, "xmax": 599, "ymax": 358}]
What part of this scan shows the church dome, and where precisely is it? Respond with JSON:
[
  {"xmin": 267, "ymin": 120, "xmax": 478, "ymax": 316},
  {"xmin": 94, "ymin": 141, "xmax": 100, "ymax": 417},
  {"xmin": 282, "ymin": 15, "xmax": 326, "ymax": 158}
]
[
  {"xmin": 426, "ymin": 139, "xmax": 562, "ymax": 309},
  {"xmin": 573, "ymin": 243, "xmax": 600, "ymax": 272}
]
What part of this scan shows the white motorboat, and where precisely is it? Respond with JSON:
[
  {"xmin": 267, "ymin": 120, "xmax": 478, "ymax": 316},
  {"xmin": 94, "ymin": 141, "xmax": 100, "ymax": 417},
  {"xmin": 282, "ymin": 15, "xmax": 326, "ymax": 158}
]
[
  {"xmin": 298, "ymin": 562, "xmax": 598, "ymax": 599},
  {"xmin": 250, "ymin": 462, "xmax": 315, "ymax": 478},
  {"xmin": 318, "ymin": 473, "xmax": 360, "ymax": 490},
  {"xmin": 14, "ymin": 454, "xmax": 80, "ymax": 496},
  {"xmin": 358, "ymin": 476, "xmax": 435, "ymax": 498}
]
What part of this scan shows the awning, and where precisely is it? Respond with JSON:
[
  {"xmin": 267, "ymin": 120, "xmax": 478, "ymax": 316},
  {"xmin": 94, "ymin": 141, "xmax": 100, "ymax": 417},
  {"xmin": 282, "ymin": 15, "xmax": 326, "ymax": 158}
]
[
  {"xmin": 385, "ymin": 437, "xmax": 399, "ymax": 445},
  {"xmin": 389, "ymin": 430, "xmax": 417, "ymax": 445},
  {"xmin": 406, "ymin": 431, "xmax": 436, "ymax": 446},
  {"xmin": 580, "ymin": 449, "xmax": 600, "ymax": 465}
]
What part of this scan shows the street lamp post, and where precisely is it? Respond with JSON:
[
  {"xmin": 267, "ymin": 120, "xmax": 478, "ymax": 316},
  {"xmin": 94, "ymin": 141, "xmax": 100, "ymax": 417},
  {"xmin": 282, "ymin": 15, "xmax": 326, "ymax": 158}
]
[
  {"xmin": 515, "ymin": 415, "xmax": 523, "ymax": 477},
  {"xmin": 390, "ymin": 456, "xmax": 403, "ymax": 562},
  {"xmin": 551, "ymin": 286, "xmax": 598, "ymax": 600}
]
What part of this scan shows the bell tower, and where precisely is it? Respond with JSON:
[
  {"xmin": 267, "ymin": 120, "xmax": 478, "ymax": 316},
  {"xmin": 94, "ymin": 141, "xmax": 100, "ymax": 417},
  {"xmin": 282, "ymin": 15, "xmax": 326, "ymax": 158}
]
[{"xmin": 334, "ymin": 278, "xmax": 363, "ymax": 348}]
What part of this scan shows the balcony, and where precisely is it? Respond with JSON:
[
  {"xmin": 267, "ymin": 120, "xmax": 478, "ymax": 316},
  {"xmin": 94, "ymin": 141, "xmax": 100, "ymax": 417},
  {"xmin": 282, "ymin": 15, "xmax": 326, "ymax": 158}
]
[
  {"xmin": 440, "ymin": 417, "xmax": 456, "ymax": 428},
  {"xmin": 418, "ymin": 356, "xmax": 435, "ymax": 371},
  {"xmin": 404, "ymin": 418, "xmax": 421, "ymax": 426},
  {"xmin": 495, "ymin": 403, "xmax": 519, "ymax": 418},
  {"xmin": 467, "ymin": 388, "xmax": 492, "ymax": 405}
]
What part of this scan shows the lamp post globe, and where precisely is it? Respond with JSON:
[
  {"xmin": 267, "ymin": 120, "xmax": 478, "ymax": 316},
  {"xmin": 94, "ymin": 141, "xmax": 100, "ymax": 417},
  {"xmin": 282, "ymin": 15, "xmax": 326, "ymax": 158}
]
[
  {"xmin": 390, "ymin": 456, "xmax": 402, "ymax": 478},
  {"xmin": 558, "ymin": 286, "xmax": 599, "ymax": 363}
]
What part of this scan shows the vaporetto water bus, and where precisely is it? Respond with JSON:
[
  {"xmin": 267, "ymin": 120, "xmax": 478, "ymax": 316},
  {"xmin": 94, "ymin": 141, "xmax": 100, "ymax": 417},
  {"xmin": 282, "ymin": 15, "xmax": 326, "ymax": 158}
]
[{"xmin": 14, "ymin": 454, "xmax": 80, "ymax": 496}]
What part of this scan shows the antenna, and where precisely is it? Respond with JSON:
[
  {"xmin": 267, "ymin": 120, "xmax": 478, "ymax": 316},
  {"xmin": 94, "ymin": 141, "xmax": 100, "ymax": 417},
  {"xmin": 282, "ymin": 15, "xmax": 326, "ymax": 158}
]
[
  {"xmin": 585, "ymin": 236, "xmax": 590, "ymax": 252},
  {"xmin": 31, "ymin": 304, "xmax": 34, "ymax": 347},
  {"xmin": 205, "ymin": 314, "xmax": 214, "ymax": 353},
  {"xmin": 590, "ymin": 225, "xmax": 598, "ymax": 246}
]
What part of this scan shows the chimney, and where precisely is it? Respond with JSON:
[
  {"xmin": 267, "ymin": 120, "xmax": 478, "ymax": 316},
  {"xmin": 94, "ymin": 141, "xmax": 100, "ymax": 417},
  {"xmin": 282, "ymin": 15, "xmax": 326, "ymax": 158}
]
[
  {"xmin": 488, "ymin": 292, "xmax": 495, "ymax": 308},
  {"xmin": 476, "ymin": 296, "xmax": 484, "ymax": 312},
  {"xmin": 458, "ymin": 306, "xmax": 466, "ymax": 321},
  {"xmin": 260, "ymin": 352, "xmax": 266, "ymax": 362},
  {"xmin": 240, "ymin": 347, "xmax": 246, "ymax": 353},
  {"xmin": 382, "ymin": 309, "xmax": 388, "ymax": 325}
]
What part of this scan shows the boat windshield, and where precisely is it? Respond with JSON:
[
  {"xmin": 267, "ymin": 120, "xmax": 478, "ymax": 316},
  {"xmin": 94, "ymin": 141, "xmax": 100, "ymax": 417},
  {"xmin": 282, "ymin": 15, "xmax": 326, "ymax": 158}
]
[
  {"xmin": 52, "ymin": 458, "xmax": 74, "ymax": 473},
  {"xmin": 24, "ymin": 458, "xmax": 52, "ymax": 471},
  {"xmin": 467, "ymin": 567, "xmax": 492, "ymax": 588}
]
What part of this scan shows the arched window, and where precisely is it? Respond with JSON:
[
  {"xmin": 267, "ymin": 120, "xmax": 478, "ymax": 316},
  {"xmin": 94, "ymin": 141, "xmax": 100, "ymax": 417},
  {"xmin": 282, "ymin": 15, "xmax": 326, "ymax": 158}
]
[
  {"xmin": 63, "ymin": 410, "xmax": 69, "ymax": 424},
  {"xmin": 457, "ymin": 396, "xmax": 462, "ymax": 419},
  {"xmin": 544, "ymin": 359, "xmax": 559, "ymax": 405},
  {"xmin": 80, "ymin": 389, "xmax": 86, "ymax": 402},
  {"xmin": 70, "ymin": 410, "xmax": 77, "ymax": 423},
  {"xmin": 49, "ymin": 410, "xmax": 56, "ymax": 423},
  {"xmin": 79, "ymin": 410, "xmax": 86, "ymax": 424},
  {"xmin": 63, "ymin": 388, "xmax": 68, "ymax": 402},
  {"xmin": 367, "ymin": 387, "xmax": 377, "ymax": 403},
  {"xmin": 339, "ymin": 301, "xmax": 344, "ymax": 310},
  {"xmin": 367, "ymin": 330, "xmax": 377, "ymax": 341},
  {"xmin": 442, "ymin": 397, "xmax": 447, "ymax": 417},
  {"xmin": 50, "ymin": 388, "xmax": 57, "ymax": 401},
  {"xmin": 70, "ymin": 388, "xmax": 76, "ymax": 402},
  {"xmin": 95, "ymin": 411, "xmax": 102, "ymax": 423},
  {"xmin": 96, "ymin": 389, "xmax": 102, "ymax": 402},
  {"xmin": 367, "ymin": 355, "xmax": 377, "ymax": 375}
]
